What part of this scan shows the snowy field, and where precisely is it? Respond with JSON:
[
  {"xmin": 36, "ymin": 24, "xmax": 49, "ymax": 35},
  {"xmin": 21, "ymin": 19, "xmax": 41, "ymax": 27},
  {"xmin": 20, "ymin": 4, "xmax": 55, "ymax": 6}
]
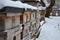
[{"xmin": 36, "ymin": 16, "xmax": 60, "ymax": 40}]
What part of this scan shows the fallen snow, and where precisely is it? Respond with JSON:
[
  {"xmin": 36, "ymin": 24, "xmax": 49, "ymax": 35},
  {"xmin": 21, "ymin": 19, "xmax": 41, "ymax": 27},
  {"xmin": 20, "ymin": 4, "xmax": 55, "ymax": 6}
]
[
  {"xmin": 40, "ymin": 21, "xmax": 45, "ymax": 26},
  {"xmin": 36, "ymin": 16, "xmax": 60, "ymax": 40},
  {"xmin": 0, "ymin": 0, "xmax": 24, "ymax": 9},
  {"xmin": 50, "ymin": 13, "xmax": 52, "ymax": 16},
  {"xmin": 43, "ymin": 0, "xmax": 50, "ymax": 7},
  {"xmin": 39, "ymin": 6, "xmax": 46, "ymax": 10},
  {"xmin": 0, "ymin": 0, "xmax": 37, "ymax": 10},
  {"xmin": 56, "ymin": 13, "xmax": 58, "ymax": 16},
  {"xmin": 58, "ymin": 8, "xmax": 60, "ymax": 10}
]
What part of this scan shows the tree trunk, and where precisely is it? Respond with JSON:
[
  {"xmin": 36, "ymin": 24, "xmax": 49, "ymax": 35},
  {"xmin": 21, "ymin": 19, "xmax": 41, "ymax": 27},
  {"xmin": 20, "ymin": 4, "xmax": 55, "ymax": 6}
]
[{"xmin": 45, "ymin": 0, "xmax": 55, "ymax": 18}]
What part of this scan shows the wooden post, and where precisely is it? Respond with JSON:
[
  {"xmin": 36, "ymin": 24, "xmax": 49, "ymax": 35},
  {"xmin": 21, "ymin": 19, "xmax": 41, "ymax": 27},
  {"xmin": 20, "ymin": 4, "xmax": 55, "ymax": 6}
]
[{"xmin": 21, "ymin": 24, "xmax": 24, "ymax": 40}]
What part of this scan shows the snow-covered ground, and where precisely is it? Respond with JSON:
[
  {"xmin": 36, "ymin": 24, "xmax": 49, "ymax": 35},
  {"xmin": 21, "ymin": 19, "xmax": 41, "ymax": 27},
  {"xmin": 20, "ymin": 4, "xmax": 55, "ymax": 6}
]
[{"xmin": 36, "ymin": 16, "xmax": 60, "ymax": 40}]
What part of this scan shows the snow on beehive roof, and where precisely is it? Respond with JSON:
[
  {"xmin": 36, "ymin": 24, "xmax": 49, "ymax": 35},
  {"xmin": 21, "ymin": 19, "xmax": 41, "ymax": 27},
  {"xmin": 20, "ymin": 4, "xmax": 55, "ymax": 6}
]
[
  {"xmin": 0, "ymin": 0, "xmax": 24, "ymax": 9},
  {"xmin": 22, "ymin": 3, "xmax": 37, "ymax": 10},
  {"xmin": 0, "ymin": 0, "xmax": 37, "ymax": 10},
  {"xmin": 39, "ymin": 6, "xmax": 46, "ymax": 10}
]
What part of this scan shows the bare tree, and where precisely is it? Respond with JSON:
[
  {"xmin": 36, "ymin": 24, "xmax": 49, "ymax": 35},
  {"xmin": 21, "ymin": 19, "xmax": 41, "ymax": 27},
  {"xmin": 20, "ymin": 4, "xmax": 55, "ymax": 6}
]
[{"xmin": 45, "ymin": 0, "xmax": 55, "ymax": 18}]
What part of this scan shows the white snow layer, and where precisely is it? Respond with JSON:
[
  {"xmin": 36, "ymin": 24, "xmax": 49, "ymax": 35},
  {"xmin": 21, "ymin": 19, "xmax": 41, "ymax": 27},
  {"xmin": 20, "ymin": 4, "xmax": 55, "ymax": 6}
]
[
  {"xmin": 0, "ymin": 0, "xmax": 37, "ymax": 10},
  {"xmin": 39, "ymin": 6, "xmax": 46, "ymax": 10},
  {"xmin": 0, "ymin": 0, "xmax": 24, "ymax": 9},
  {"xmin": 33, "ymin": 0, "xmax": 41, "ymax": 2},
  {"xmin": 0, "ymin": 0, "xmax": 50, "ymax": 10},
  {"xmin": 36, "ymin": 16, "xmax": 60, "ymax": 40},
  {"xmin": 43, "ymin": 0, "xmax": 50, "ymax": 7},
  {"xmin": 40, "ymin": 21, "xmax": 45, "ymax": 26}
]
